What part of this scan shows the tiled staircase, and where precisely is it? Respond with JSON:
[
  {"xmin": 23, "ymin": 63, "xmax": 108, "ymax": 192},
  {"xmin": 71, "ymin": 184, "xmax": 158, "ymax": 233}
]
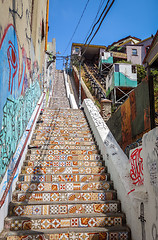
[{"xmin": 1, "ymin": 70, "xmax": 131, "ymax": 239}]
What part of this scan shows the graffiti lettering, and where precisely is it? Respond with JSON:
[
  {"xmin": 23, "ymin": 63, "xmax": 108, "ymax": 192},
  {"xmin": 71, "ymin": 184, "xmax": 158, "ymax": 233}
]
[
  {"xmin": 7, "ymin": 40, "xmax": 18, "ymax": 94},
  {"xmin": 130, "ymin": 147, "xmax": 144, "ymax": 185}
]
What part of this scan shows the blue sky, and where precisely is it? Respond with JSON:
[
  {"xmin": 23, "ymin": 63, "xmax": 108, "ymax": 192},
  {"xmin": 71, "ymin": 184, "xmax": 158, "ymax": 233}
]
[{"xmin": 48, "ymin": 0, "xmax": 158, "ymax": 69}]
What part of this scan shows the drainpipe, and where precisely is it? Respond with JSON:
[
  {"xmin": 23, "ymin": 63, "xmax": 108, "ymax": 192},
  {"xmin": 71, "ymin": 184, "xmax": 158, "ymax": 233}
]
[{"xmin": 45, "ymin": 0, "xmax": 49, "ymax": 51}]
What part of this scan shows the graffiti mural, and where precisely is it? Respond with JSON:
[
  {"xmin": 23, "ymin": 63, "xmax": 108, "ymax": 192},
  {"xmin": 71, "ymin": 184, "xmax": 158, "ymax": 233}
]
[
  {"xmin": 0, "ymin": 24, "xmax": 41, "ymax": 181},
  {"xmin": 129, "ymin": 146, "xmax": 144, "ymax": 185}
]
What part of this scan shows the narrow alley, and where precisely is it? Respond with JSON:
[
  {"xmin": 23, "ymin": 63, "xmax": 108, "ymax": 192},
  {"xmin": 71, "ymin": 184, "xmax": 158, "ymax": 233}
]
[{"xmin": 1, "ymin": 70, "xmax": 131, "ymax": 239}]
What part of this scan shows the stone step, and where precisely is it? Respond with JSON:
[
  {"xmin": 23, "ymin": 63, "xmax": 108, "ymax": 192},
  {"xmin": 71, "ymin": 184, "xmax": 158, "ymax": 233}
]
[
  {"xmin": 23, "ymin": 159, "xmax": 104, "ymax": 167},
  {"xmin": 5, "ymin": 213, "xmax": 126, "ymax": 231},
  {"xmin": 27, "ymin": 149, "xmax": 99, "ymax": 156},
  {"xmin": 9, "ymin": 201, "xmax": 121, "ymax": 217},
  {"xmin": 18, "ymin": 173, "xmax": 109, "ymax": 183},
  {"xmin": 26, "ymin": 154, "xmax": 101, "ymax": 161},
  {"xmin": 27, "ymin": 144, "xmax": 97, "ymax": 151},
  {"xmin": 16, "ymin": 181, "xmax": 113, "ymax": 192},
  {"xmin": 12, "ymin": 190, "xmax": 117, "ymax": 203},
  {"xmin": 20, "ymin": 166, "xmax": 105, "ymax": 175},
  {"xmin": 4, "ymin": 226, "xmax": 131, "ymax": 240}
]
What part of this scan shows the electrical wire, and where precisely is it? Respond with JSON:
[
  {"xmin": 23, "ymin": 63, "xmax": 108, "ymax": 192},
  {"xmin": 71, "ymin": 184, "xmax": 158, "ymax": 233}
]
[
  {"xmin": 84, "ymin": 0, "xmax": 111, "ymax": 45},
  {"xmin": 81, "ymin": 0, "xmax": 115, "ymax": 59},
  {"xmin": 83, "ymin": 0, "xmax": 106, "ymax": 43},
  {"xmin": 63, "ymin": 0, "xmax": 90, "ymax": 55}
]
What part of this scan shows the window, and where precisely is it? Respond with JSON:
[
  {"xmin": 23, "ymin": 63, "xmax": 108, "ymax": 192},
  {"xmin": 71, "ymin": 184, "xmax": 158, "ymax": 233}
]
[
  {"xmin": 132, "ymin": 65, "xmax": 137, "ymax": 73},
  {"xmin": 75, "ymin": 47, "xmax": 79, "ymax": 53},
  {"xmin": 132, "ymin": 49, "xmax": 137, "ymax": 56},
  {"xmin": 115, "ymin": 64, "xmax": 119, "ymax": 72}
]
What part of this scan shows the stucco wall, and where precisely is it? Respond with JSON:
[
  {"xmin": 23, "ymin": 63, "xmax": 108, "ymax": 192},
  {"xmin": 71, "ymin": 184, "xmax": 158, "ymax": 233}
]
[
  {"xmin": 126, "ymin": 45, "xmax": 142, "ymax": 65},
  {"xmin": 0, "ymin": 0, "xmax": 47, "ymax": 181}
]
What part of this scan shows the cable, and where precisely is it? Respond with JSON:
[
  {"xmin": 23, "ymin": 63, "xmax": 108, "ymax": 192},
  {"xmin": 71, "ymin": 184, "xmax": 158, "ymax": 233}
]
[
  {"xmin": 81, "ymin": 0, "xmax": 115, "ymax": 59},
  {"xmin": 63, "ymin": 0, "xmax": 90, "ymax": 55},
  {"xmin": 88, "ymin": 0, "xmax": 115, "ymax": 44},
  {"xmin": 83, "ymin": 0, "xmax": 106, "ymax": 43},
  {"xmin": 84, "ymin": 0, "xmax": 111, "ymax": 45}
]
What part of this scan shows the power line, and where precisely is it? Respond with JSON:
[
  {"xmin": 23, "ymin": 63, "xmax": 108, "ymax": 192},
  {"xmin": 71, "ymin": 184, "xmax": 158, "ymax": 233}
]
[
  {"xmin": 88, "ymin": 0, "xmax": 115, "ymax": 45},
  {"xmin": 84, "ymin": 0, "xmax": 111, "ymax": 45},
  {"xmin": 81, "ymin": 0, "xmax": 115, "ymax": 59},
  {"xmin": 83, "ymin": 0, "xmax": 106, "ymax": 43},
  {"xmin": 63, "ymin": 0, "xmax": 90, "ymax": 55}
]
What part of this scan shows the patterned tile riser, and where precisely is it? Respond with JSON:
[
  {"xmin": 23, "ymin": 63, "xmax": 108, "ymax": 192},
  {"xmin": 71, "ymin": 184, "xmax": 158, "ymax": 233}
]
[
  {"xmin": 27, "ymin": 154, "xmax": 101, "ymax": 161},
  {"xmin": 30, "ymin": 140, "xmax": 95, "ymax": 146},
  {"xmin": 27, "ymin": 149, "xmax": 98, "ymax": 155},
  {"xmin": 34, "ymin": 133, "xmax": 92, "ymax": 138},
  {"xmin": 33, "ymin": 129, "xmax": 91, "ymax": 134},
  {"xmin": 21, "ymin": 166, "xmax": 105, "ymax": 175},
  {"xmin": 19, "ymin": 174, "xmax": 108, "ymax": 183},
  {"xmin": 16, "ymin": 181, "xmax": 113, "ymax": 192},
  {"xmin": 6, "ymin": 232, "xmax": 129, "ymax": 240},
  {"xmin": 29, "ymin": 145, "xmax": 97, "ymax": 151},
  {"xmin": 36, "ymin": 123, "xmax": 89, "ymax": 128},
  {"xmin": 10, "ymin": 203, "xmax": 119, "ymax": 216},
  {"xmin": 24, "ymin": 160, "xmax": 103, "ymax": 168},
  {"xmin": 6, "ymin": 216, "xmax": 123, "ymax": 231},
  {"xmin": 13, "ymin": 191, "xmax": 116, "ymax": 203},
  {"xmin": 31, "ymin": 137, "xmax": 94, "ymax": 142}
]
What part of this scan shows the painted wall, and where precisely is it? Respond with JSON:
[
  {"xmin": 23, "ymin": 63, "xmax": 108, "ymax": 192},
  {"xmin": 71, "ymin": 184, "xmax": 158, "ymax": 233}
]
[
  {"xmin": 82, "ymin": 98, "xmax": 158, "ymax": 240},
  {"xmin": 126, "ymin": 45, "xmax": 142, "ymax": 65},
  {"xmin": 107, "ymin": 79, "xmax": 150, "ymax": 151},
  {"xmin": 0, "ymin": 0, "xmax": 47, "ymax": 181},
  {"xmin": 106, "ymin": 63, "xmax": 137, "ymax": 95},
  {"xmin": 142, "ymin": 127, "xmax": 158, "ymax": 240}
]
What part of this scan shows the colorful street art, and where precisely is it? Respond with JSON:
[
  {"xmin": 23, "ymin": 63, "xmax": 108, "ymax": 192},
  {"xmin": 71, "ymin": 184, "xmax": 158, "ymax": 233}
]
[
  {"xmin": 0, "ymin": 24, "xmax": 41, "ymax": 181},
  {"xmin": 129, "ymin": 146, "xmax": 144, "ymax": 185}
]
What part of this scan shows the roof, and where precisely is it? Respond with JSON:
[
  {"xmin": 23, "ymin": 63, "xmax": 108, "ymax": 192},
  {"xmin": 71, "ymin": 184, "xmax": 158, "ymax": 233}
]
[
  {"xmin": 143, "ymin": 30, "xmax": 158, "ymax": 66},
  {"xmin": 108, "ymin": 35, "xmax": 141, "ymax": 48},
  {"xmin": 72, "ymin": 43, "xmax": 107, "ymax": 50}
]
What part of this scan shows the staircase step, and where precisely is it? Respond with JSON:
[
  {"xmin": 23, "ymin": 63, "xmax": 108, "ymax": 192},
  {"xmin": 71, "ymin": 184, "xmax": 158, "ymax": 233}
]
[
  {"xmin": 5, "ymin": 213, "xmax": 126, "ymax": 231},
  {"xmin": 16, "ymin": 181, "xmax": 113, "ymax": 192},
  {"xmin": 20, "ymin": 166, "xmax": 105, "ymax": 175},
  {"xmin": 30, "ymin": 139, "xmax": 96, "ymax": 146},
  {"xmin": 12, "ymin": 190, "xmax": 117, "ymax": 203},
  {"xmin": 31, "ymin": 136, "xmax": 94, "ymax": 142},
  {"xmin": 33, "ymin": 132, "xmax": 92, "ymax": 138},
  {"xmin": 33, "ymin": 128, "xmax": 91, "ymax": 134},
  {"xmin": 27, "ymin": 144, "xmax": 97, "ymax": 151},
  {"xmin": 5, "ymin": 226, "xmax": 131, "ymax": 240},
  {"xmin": 24, "ymin": 160, "xmax": 103, "ymax": 167},
  {"xmin": 18, "ymin": 173, "xmax": 109, "ymax": 182},
  {"xmin": 27, "ymin": 149, "xmax": 98, "ymax": 155},
  {"xmin": 26, "ymin": 154, "xmax": 101, "ymax": 161},
  {"xmin": 9, "ymin": 201, "xmax": 121, "ymax": 216}
]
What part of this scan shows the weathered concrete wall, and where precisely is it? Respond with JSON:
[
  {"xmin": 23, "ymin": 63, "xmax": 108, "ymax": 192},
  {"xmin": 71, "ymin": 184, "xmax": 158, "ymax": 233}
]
[
  {"xmin": 82, "ymin": 98, "xmax": 158, "ymax": 240},
  {"xmin": 126, "ymin": 45, "xmax": 142, "ymax": 65},
  {"xmin": 107, "ymin": 79, "xmax": 150, "ymax": 151},
  {"xmin": 0, "ymin": 0, "xmax": 47, "ymax": 181},
  {"xmin": 142, "ymin": 127, "xmax": 158, "ymax": 240}
]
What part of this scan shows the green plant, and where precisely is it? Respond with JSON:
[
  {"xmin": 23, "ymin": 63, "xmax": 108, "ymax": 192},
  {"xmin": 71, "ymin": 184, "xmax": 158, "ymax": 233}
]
[{"xmin": 136, "ymin": 64, "xmax": 147, "ymax": 84}]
